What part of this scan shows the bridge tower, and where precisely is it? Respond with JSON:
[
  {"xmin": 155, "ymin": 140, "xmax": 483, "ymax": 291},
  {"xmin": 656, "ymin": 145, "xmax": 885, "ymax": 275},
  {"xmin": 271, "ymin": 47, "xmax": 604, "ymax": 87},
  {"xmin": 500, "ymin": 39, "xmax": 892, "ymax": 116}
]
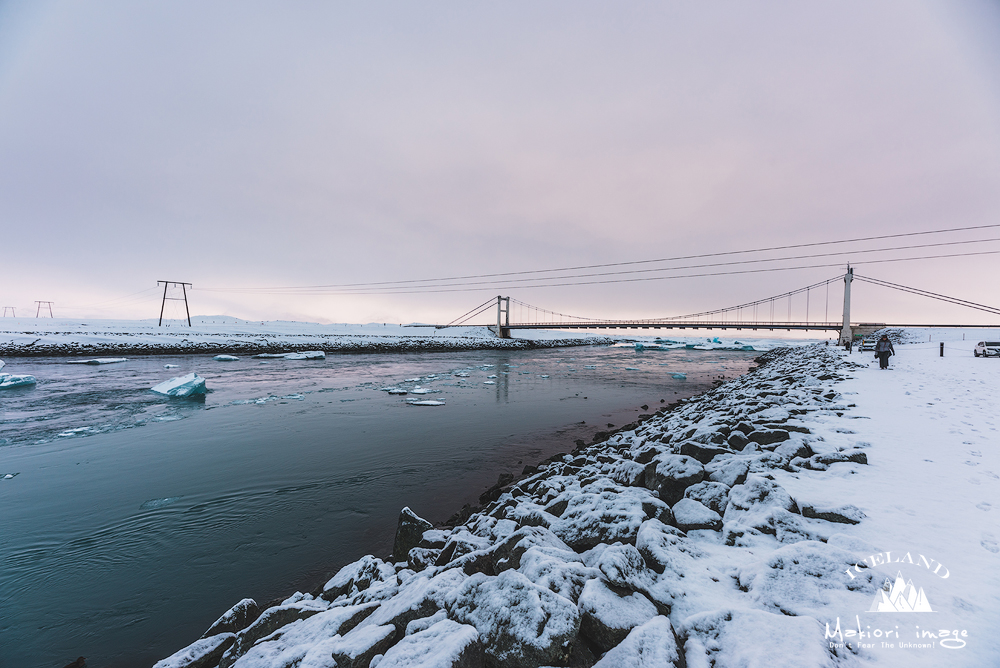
[
  {"xmin": 494, "ymin": 295, "xmax": 510, "ymax": 338},
  {"xmin": 838, "ymin": 267, "xmax": 853, "ymax": 346}
]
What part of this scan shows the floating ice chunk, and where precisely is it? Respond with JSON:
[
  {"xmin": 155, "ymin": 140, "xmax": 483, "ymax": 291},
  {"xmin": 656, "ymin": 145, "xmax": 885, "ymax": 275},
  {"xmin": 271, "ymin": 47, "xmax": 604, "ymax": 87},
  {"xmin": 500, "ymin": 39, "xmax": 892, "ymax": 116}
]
[
  {"xmin": 252, "ymin": 353, "xmax": 288, "ymax": 358},
  {"xmin": 487, "ymin": 374, "xmax": 497, "ymax": 379},
  {"xmin": 585, "ymin": 365, "xmax": 598, "ymax": 369},
  {"xmin": 0, "ymin": 360, "xmax": 4, "ymax": 370},
  {"xmin": 387, "ymin": 389, "xmax": 408, "ymax": 395},
  {"xmin": 164, "ymin": 364, "xmax": 180, "ymax": 369},
  {"xmin": 0, "ymin": 374, "xmax": 37, "ymax": 389},
  {"xmin": 2, "ymin": 472, "xmax": 19, "ymax": 479},
  {"xmin": 405, "ymin": 378, "xmax": 421, "ymax": 382},
  {"xmin": 453, "ymin": 372, "xmax": 470, "ymax": 377},
  {"xmin": 283, "ymin": 350, "xmax": 325, "ymax": 360},
  {"xmin": 410, "ymin": 388, "xmax": 441, "ymax": 395},
  {"xmin": 151, "ymin": 373, "xmax": 207, "ymax": 397},
  {"xmin": 213, "ymin": 355, "xmax": 239, "ymax": 361},
  {"xmin": 406, "ymin": 399, "xmax": 446, "ymax": 406},
  {"xmin": 625, "ymin": 367, "xmax": 639, "ymax": 371},
  {"xmin": 67, "ymin": 357, "xmax": 127, "ymax": 365},
  {"xmin": 671, "ymin": 373, "xmax": 687, "ymax": 380},
  {"xmin": 58, "ymin": 427, "xmax": 93, "ymax": 437},
  {"xmin": 540, "ymin": 375, "xmax": 549, "ymax": 378},
  {"xmin": 483, "ymin": 381, "xmax": 496, "ymax": 385}
]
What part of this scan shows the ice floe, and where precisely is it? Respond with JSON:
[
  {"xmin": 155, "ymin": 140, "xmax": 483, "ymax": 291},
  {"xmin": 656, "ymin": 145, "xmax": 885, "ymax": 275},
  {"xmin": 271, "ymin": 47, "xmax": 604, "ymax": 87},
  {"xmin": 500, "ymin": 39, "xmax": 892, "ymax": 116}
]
[
  {"xmin": 213, "ymin": 354, "xmax": 240, "ymax": 361},
  {"xmin": 67, "ymin": 357, "xmax": 127, "ymax": 365},
  {"xmin": 0, "ymin": 373, "xmax": 36, "ymax": 389},
  {"xmin": 151, "ymin": 373, "xmax": 207, "ymax": 397}
]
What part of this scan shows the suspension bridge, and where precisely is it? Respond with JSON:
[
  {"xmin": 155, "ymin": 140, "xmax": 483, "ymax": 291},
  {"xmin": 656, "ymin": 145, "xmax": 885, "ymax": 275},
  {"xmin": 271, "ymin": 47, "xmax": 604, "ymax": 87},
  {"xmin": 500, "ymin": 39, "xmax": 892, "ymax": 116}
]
[{"xmin": 439, "ymin": 269, "xmax": 1000, "ymax": 344}]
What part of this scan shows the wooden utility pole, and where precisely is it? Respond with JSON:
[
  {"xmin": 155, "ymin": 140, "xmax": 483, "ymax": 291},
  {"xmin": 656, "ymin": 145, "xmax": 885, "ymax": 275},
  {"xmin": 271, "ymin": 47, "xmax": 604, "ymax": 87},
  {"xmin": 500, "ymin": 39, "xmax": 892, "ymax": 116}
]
[{"xmin": 157, "ymin": 281, "xmax": 192, "ymax": 326}]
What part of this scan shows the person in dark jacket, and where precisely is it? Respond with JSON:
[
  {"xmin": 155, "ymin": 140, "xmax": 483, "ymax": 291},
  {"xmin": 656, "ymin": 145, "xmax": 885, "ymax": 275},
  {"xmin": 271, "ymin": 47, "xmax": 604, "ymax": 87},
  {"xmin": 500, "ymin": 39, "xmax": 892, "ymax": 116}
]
[{"xmin": 875, "ymin": 334, "xmax": 895, "ymax": 369}]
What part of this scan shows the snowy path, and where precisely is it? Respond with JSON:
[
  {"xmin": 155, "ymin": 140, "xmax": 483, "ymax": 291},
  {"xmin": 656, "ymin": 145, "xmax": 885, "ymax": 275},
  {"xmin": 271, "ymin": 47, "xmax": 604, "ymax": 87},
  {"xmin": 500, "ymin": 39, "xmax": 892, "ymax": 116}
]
[{"xmin": 151, "ymin": 340, "xmax": 999, "ymax": 668}]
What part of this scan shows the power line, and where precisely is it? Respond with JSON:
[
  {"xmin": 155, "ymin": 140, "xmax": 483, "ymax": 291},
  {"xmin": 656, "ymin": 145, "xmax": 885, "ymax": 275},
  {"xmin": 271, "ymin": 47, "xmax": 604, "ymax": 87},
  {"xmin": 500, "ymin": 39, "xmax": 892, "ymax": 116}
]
[
  {"xmin": 197, "ymin": 247, "xmax": 1000, "ymax": 296},
  {"xmin": 854, "ymin": 275, "xmax": 1000, "ymax": 316},
  {"xmin": 195, "ymin": 223, "xmax": 1000, "ymax": 293}
]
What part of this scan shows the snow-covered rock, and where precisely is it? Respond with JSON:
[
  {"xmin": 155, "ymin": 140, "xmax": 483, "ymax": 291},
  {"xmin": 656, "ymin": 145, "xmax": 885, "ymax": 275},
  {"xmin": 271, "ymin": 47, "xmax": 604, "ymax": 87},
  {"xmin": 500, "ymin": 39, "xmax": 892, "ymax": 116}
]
[
  {"xmin": 578, "ymin": 578, "xmax": 658, "ymax": 651},
  {"xmin": 591, "ymin": 616, "xmax": 681, "ymax": 668},
  {"xmin": 736, "ymin": 540, "xmax": 877, "ymax": 617},
  {"xmin": 671, "ymin": 498, "xmax": 722, "ymax": 532},
  {"xmin": 549, "ymin": 481, "xmax": 670, "ymax": 550},
  {"xmin": 393, "ymin": 507, "xmax": 434, "ymax": 561},
  {"xmin": 445, "ymin": 570, "xmax": 580, "ymax": 668},
  {"xmin": 153, "ymin": 633, "xmax": 235, "ymax": 668},
  {"xmin": 644, "ymin": 454, "xmax": 704, "ymax": 504},
  {"xmin": 682, "ymin": 481, "xmax": 730, "ymax": 515},
  {"xmin": 202, "ymin": 598, "xmax": 259, "ymax": 638},
  {"xmin": 150, "ymin": 373, "xmax": 206, "ymax": 397},
  {"xmin": 680, "ymin": 609, "xmax": 841, "ymax": 668},
  {"xmin": 374, "ymin": 619, "xmax": 483, "ymax": 668}
]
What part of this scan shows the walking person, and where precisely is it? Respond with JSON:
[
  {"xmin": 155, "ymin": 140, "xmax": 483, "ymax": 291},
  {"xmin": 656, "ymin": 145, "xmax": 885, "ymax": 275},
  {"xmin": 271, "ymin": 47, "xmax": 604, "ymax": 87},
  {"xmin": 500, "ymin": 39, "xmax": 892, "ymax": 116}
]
[{"xmin": 875, "ymin": 334, "xmax": 894, "ymax": 369}]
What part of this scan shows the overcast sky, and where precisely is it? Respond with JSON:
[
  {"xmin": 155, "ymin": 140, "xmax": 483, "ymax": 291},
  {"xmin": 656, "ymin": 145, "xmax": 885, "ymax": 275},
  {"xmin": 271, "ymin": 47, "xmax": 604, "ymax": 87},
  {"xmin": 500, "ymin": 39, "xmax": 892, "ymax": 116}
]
[{"xmin": 2, "ymin": 1, "xmax": 999, "ymax": 325}]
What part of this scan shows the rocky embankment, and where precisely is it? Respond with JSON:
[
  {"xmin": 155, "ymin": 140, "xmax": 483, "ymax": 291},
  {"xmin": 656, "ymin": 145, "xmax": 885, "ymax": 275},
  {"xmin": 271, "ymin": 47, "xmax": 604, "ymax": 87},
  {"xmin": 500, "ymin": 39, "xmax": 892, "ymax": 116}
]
[
  {"xmin": 0, "ymin": 335, "xmax": 615, "ymax": 358},
  {"xmin": 156, "ymin": 345, "xmax": 878, "ymax": 668}
]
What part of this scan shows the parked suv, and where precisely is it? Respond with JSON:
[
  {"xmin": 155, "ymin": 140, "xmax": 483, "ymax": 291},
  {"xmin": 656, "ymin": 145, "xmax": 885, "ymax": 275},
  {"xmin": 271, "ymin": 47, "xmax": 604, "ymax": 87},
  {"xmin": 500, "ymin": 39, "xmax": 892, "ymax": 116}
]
[{"xmin": 974, "ymin": 341, "xmax": 1000, "ymax": 357}]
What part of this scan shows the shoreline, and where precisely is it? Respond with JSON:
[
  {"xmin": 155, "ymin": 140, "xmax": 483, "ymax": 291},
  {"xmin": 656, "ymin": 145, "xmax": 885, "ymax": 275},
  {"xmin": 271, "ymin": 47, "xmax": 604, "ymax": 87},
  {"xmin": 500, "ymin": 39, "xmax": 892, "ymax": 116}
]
[
  {"xmin": 0, "ymin": 318, "xmax": 620, "ymax": 357},
  {"xmin": 0, "ymin": 335, "xmax": 616, "ymax": 358},
  {"xmin": 153, "ymin": 336, "xmax": 1000, "ymax": 668}
]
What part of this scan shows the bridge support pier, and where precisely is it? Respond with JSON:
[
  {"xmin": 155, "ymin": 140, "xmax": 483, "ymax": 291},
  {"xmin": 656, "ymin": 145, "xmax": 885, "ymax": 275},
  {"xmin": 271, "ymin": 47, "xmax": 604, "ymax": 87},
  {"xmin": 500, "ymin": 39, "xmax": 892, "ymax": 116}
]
[
  {"xmin": 493, "ymin": 296, "xmax": 510, "ymax": 338},
  {"xmin": 838, "ymin": 267, "xmax": 853, "ymax": 346}
]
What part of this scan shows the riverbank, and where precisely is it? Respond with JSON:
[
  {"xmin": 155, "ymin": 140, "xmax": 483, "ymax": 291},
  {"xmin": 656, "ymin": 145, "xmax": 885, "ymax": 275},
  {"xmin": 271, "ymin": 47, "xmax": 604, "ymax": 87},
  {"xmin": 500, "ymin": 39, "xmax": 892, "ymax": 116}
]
[
  {"xmin": 153, "ymin": 333, "xmax": 999, "ymax": 668},
  {"xmin": 0, "ymin": 317, "xmax": 615, "ymax": 357}
]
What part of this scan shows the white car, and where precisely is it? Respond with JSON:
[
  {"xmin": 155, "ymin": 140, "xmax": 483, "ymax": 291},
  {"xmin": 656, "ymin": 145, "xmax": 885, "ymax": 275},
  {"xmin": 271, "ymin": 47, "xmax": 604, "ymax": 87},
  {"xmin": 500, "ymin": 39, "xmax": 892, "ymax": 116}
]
[{"xmin": 974, "ymin": 341, "xmax": 1000, "ymax": 357}]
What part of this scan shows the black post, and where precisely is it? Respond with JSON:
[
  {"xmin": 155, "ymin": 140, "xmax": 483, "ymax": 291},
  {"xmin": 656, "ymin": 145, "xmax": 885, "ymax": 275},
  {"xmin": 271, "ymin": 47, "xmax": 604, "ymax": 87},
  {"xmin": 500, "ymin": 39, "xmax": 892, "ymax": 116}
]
[
  {"xmin": 181, "ymin": 283, "xmax": 191, "ymax": 326},
  {"xmin": 159, "ymin": 282, "xmax": 169, "ymax": 326},
  {"xmin": 940, "ymin": 342, "xmax": 944, "ymax": 357}
]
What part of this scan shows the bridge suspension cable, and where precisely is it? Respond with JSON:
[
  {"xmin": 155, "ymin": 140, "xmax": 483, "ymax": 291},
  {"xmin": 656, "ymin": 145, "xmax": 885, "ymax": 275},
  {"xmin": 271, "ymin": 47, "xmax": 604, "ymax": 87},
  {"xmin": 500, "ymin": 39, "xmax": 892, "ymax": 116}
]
[{"xmin": 853, "ymin": 275, "xmax": 1000, "ymax": 316}]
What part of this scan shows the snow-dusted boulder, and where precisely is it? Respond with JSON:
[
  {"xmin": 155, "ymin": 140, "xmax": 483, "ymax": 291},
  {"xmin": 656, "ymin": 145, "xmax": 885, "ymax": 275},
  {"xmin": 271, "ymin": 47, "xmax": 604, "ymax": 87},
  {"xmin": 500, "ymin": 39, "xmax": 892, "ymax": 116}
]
[
  {"xmin": 671, "ymin": 498, "xmax": 721, "ymax": 532},
  {"xmin": 746, "ymin": 428, "xmax": 789, "ymax": 446},
  {"xmin": 516, "ymin": 546, "xmax": 599, "ymax": 603},
  {"xmin": 322, "ymin": 555, "xmax": 397, "ymax": 601},
  {"xmin": 220, "ymin": 598, "xmax": 348, "ymax": 667},
  {"xmin": 680, "ymin": 609, "xmax": 841, "ymax": 668},
  {"xmin": 355, "ymin": 568, "xmax": 467, "ymax": 637},
  {"xmin": 375, "ymin": 619, "xmax": 483, "ymax": 668},
  {"xmin": 595, "ymin": 543, "xmax": 652, "ymax": 593},
  {"xmin": 153, "ymin": 633, "xmax": 235, "ymax": 668},
  {"xmin": 606, "ymin": 459, "xmax": 647, "ymax": 487},
  {"xmin": 736, "ymin": 541, "xmax": 876, "ymax": 617},
  {"xmin": 578, "ymin": 578, "xmax": 658, "ymax": 651},
  {"xmin": 644, "ymin": 454, "xmax": 704, "ymax": 504},
  {"xmin": 550, "ymin": 481, "xmax": 670, "ymax": 550},
  {"xmin": 800, "ymin": 503, "xmax": 865, "ymax": 524},
  {"xmin": 445, "ymin": 570, "xmax": 580, "ymax": 668},
  {"xmin": 683, "ymin": 481, "xmax": 730, "ymax": 515},
  {"xmin": 722, "ymin": 476, "xmax": 804, "ymax": 546},
  {"xmin": 330, "ymin": 623, "xmax": 397, "ymax": 668},
  {"xmin": 393, "ymin": 507, "xmax": 434, "ymax": 561},
  {"xmin": 202, "ymin": 598, "xmax": 259, "ymax": 638},
  {"xmin": 151, "ymin": 373, "xmax": 206, "ymax": 397},
  {"xmin": 635, "ymin": 519, "xmax": 688, "ymax": 575},
  {"xmin": 705, "ymin": 457, "xmax": 749, "ymax": 488},
  {"xmin": 591, "ymin": 616, "xmax": 681, "ymax": 668},
  {"xmin": 227, "ymin": 604, "xmax": 378, "ymax": 668}
]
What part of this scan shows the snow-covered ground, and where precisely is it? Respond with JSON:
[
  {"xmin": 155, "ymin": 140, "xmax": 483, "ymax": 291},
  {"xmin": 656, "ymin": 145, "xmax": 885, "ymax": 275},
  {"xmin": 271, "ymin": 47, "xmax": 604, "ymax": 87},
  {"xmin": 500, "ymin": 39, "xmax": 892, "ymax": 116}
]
[
  {"xmin": 0, "ymin": 316, "xmax": 833, "ymax": 357},
  {"xmin": 144, "ymin": 328, "xmax": 1000, "ymax": 667},
  {"xmin": 0, "ymin": 316, "xmax": 611, "ymax": 356}
]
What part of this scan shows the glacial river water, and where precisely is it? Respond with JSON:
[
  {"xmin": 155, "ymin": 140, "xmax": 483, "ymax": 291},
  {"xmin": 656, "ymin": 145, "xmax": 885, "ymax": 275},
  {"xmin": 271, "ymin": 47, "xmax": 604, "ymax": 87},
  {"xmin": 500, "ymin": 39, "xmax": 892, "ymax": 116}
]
[{"xmin": 0, "ymin": 342, "xmax": 772, "ymax": 668}]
